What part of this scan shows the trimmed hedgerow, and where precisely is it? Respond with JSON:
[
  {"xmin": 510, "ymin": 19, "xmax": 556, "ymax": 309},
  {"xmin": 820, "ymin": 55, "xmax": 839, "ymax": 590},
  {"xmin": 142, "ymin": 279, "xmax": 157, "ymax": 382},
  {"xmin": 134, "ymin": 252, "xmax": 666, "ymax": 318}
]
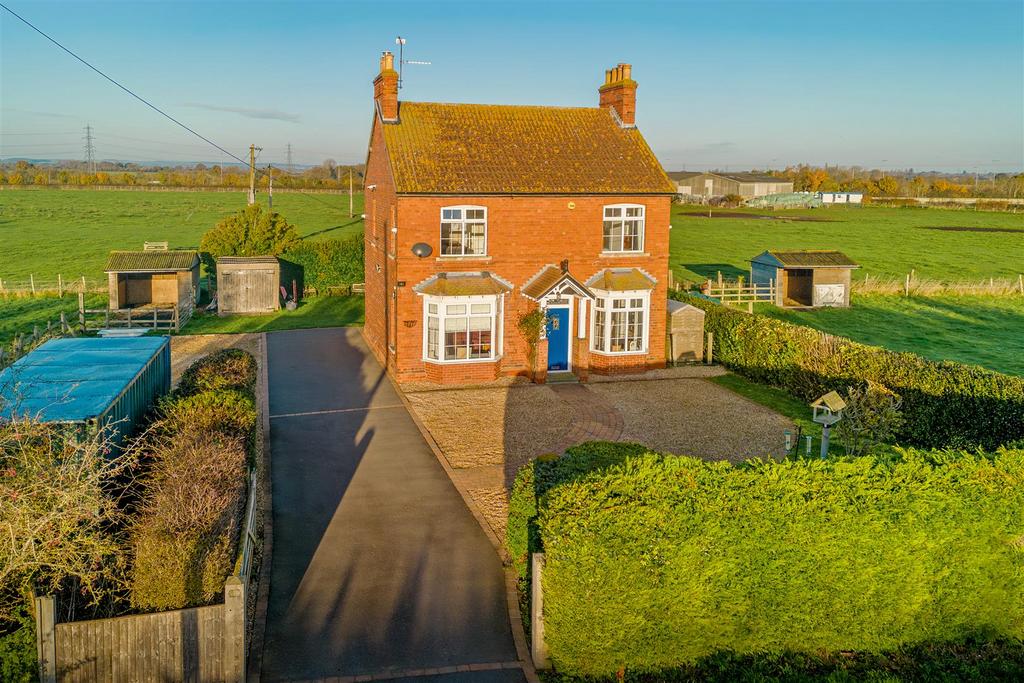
[
  {"xmin": 130, "ymin": 431, "xmax": 248, "ymax": 610},
  {"xmin": 674, "ymin": 293, "xmax": 1024, "ymax": 449},
  {"xmin": 177, "ymin": 348, "xmax": 257, "ymax": 396},
  {"xmin": 282, "ymin": 236, "xmax": 364, "ymax": 293},
  {"xmin": 535, "ymin": 445, "xmax": 1024, "ymax": 676},
  {"xmin": 506, "ymin": 441, "xmax": 650, "ymax": 579},
  {"xmin": 157, "ymin": 389, "xmax": 258, "ymax": 461}
]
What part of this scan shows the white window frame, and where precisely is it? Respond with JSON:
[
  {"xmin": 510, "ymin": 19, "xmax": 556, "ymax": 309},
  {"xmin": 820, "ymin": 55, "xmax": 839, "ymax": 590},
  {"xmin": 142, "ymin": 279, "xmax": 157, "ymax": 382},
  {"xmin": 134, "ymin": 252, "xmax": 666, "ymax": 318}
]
[
  {"xmin": 602, "ymin": 204, "xmax": 645, "ymax": 253},
  {"xmin": 440, "ymin": 205, "xmax": 488, "ymax": 257},
  {"xmin": 590, "ymin": 289, "xmax": 649, "ymax": 355},
  {"xmin": 422, "ymin": 294, "xmax": 502, "ymax": 363}
]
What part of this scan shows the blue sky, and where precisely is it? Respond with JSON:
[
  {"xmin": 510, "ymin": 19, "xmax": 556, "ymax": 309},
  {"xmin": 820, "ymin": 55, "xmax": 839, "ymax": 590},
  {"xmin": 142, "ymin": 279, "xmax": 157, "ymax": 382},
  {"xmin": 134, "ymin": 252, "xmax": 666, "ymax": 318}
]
[{"xmin": 1, "ymin": 0, "xmax": 1021, "ymax": 171}]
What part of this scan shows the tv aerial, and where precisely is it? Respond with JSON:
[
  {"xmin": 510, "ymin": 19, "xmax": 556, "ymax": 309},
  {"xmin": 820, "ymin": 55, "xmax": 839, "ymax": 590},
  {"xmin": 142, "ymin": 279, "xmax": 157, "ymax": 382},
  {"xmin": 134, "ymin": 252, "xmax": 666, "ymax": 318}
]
[{"xmin": 395, "ymin": 36, "xmax": 431, "ymax": 89}]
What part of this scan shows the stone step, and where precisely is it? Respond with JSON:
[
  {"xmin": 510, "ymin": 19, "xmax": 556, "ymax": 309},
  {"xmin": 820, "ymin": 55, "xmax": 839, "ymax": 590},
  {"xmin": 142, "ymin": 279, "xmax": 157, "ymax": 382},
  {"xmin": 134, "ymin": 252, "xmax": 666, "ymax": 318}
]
[{"xmin": 546, "ymin": 372, "xmax": 579, "ymax": 384}]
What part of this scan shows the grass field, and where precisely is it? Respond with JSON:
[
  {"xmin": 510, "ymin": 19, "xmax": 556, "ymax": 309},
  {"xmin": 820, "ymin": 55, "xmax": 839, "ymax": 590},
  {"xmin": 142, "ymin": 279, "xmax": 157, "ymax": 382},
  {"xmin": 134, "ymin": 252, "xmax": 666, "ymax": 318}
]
[
  {"xmin": 757, "ymin": 294, "xmax": 1024, "ymax": 376},
  {"xmin": 0, "ymin": 188, "xmax": 365, "ymax": 282},
  {"xmin": 669, "ymin": 204, "xmax": 1023, "ymax": 285}
]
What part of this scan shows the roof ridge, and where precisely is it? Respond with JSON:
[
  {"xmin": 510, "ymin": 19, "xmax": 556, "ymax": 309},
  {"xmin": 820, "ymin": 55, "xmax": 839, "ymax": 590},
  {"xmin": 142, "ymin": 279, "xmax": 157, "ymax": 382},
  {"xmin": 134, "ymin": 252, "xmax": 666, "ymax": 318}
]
[{"xmin": 400, "ymin": 100, "xmax": 607, "ymax": 112}]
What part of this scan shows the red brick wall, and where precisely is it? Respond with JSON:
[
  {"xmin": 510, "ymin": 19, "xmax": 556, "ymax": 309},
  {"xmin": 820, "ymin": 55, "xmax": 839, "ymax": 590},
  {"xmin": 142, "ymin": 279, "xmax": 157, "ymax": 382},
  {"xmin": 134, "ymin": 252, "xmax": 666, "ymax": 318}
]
[
  {"xmin": 385, "ymin": 194, "xmax": 671, "ymax": 384},
  {"xmin": 362, "ymin": 115, "xmax": 398, "ymax": 367}
]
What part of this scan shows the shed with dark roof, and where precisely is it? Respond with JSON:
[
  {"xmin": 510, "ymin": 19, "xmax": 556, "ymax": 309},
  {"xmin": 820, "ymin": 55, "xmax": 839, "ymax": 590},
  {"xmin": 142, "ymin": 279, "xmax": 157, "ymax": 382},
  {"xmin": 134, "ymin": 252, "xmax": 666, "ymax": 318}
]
[
  {"xmin": 750, "ymin": 250, "xmax": 860, "ymax": 308},
  {"xmin": 105, "ymin": 246, "xmax": 200, "ymax": 313}
]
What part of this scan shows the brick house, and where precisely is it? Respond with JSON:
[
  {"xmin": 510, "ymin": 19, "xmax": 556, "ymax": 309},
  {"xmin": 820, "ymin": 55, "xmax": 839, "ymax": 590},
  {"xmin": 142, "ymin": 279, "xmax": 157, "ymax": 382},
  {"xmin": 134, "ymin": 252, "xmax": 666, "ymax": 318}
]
[{"xmin": 363, "ymin": 52, "xmax": 676, "ymax": 385}]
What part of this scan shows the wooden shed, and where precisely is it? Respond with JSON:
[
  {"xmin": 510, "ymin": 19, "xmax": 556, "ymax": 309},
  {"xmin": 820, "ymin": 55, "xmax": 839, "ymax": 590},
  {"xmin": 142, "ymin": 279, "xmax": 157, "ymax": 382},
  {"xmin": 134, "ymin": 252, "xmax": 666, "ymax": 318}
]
[
  {"xmin": 105, "ymin": 246, "xmax": 200, "ymax": 313},
  {"xmin": 666, "ymin": 299, "xmax": 705, "ymax": 362},
  {"xmin": 750, "ymin": 250, "xmax": 859, "ymax": 308},
  {"xmin": 216, "ymin": 256, "xmax": 280, "ymax": 314}
]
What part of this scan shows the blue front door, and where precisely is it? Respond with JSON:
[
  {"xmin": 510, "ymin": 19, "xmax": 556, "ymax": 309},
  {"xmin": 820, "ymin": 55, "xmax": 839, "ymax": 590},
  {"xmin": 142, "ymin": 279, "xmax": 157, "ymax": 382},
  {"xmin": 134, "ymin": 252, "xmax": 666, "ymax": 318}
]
[{"xmin": 546, "ymin": 307, "xmax": 570, "ymax": 372}]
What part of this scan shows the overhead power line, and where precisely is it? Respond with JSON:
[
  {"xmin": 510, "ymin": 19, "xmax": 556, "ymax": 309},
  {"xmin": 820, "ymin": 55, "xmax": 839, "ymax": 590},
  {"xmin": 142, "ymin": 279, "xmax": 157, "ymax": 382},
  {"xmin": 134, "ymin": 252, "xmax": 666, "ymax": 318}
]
[{"xmin": 0, "ymin": 1, "xmax": 248, "ymax": 167}]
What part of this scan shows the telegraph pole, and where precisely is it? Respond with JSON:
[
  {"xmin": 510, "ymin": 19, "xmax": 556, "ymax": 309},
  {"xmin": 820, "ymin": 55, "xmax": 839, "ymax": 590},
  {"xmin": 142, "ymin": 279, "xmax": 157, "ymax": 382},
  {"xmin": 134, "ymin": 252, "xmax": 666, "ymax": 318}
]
[
  {"xmin": 267, "ymin": 165, "xmax": 273, "ymax": 210},
  {"xmin": 247, "ymin": 144, "xmax": 261, "ymax": 205},
  {"xmin": 349, "ymin": 168, "xmax": 354, "ymax": 218},
  {"xmin": 83, "ymin": 124, "xmax": 96, "ymax": 173}
]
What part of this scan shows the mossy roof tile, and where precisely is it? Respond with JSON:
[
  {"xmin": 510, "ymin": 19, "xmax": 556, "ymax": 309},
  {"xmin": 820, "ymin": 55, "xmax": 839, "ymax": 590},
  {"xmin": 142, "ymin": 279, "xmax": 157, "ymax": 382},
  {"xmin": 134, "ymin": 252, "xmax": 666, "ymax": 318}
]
[{"xmin": 381, "ymin": 102, "xmax": 676, "ymax": 195}]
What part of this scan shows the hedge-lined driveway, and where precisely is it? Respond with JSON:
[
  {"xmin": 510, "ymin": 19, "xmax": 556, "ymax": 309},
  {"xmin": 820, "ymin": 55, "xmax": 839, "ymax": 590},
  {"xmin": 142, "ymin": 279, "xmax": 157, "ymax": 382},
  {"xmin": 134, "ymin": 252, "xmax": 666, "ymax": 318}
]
[{"xmin": 260, "ymin": 327, "xmax": 525, "ymax": 681}]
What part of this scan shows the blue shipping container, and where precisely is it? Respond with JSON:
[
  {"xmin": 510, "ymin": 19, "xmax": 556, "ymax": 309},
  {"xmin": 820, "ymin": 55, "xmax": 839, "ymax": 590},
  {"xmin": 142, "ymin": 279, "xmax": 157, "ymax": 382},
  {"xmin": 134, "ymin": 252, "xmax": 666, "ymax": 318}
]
[{"xmin": 0, "ymin": 336, "xmax": 171, "ymax": 448}]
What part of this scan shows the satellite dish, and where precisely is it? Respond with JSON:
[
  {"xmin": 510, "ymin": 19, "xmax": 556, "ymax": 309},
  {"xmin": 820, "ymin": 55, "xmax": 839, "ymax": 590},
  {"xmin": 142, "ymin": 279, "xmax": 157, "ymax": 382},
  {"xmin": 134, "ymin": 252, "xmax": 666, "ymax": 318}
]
[{"xmin": 411, "ymin": 242, "xmax": 433, "ymax": 258}]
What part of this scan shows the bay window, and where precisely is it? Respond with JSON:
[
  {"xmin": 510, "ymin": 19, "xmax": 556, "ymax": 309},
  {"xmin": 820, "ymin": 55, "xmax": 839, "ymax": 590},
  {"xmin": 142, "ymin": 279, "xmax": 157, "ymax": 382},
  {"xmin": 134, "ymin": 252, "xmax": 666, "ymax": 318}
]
[
  {"xmin": 602, "ymin": 204, "xmax": 645, "ymax": 252},
  {"xmin": 441, "ymin": 206, "xmax": 487, "ymax": 256},
  {"xmin": 591, "ymin": 292, "xmax": 648, "ymax": 354},
  {"xmin": 424, "ymin": 296, "xmax": 500, "ymax": 362}
]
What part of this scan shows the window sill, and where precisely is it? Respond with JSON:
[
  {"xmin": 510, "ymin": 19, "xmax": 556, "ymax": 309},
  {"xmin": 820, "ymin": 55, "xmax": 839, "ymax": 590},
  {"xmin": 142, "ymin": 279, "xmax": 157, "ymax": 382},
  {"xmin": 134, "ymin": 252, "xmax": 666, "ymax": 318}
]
[
  {"xmin": 435, "ymin": 255, "xmax": 492, "ymax": 262},
  {"xmin": 600, "ymin": 251, "xmax": 649, "ymax": 258},
  {"xmin": 424, "ymin": 356, "xmax": 500, "ymax": 365},
  {"xmin": 590, "ymin": 349, "xmax": 648, "ymax": 356}
]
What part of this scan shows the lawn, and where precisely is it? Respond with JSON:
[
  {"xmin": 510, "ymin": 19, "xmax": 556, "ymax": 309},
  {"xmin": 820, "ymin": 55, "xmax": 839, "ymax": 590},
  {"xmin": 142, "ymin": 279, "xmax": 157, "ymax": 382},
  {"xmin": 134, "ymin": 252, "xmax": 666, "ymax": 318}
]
[
  {"xmin": 0, "ymin": 188, "xmax": 365, "ymax": 282},
  {"xmin": 179, "ymin": 295, "xmax": 364, "ymax": 335},
  {"xmin": 670, "ymin": 204, "xmax": 1024, "ymax": 285},
  {"xmin": 758, "ymin": 294, "xmax": 1024, "ymax": 377}
]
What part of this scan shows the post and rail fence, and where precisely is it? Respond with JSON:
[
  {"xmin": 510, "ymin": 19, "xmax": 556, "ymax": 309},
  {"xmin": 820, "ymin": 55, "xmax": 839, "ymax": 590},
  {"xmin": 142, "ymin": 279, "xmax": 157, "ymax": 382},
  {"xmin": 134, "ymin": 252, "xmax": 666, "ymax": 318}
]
[{"xmin": 0, "ymin": 275, "xmax": 106, "ymax": 298}]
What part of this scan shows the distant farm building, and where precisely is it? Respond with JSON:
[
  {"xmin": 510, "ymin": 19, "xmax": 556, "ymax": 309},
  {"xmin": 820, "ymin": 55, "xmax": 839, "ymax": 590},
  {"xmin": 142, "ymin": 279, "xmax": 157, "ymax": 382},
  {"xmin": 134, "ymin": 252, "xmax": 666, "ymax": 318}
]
[
  {"xmin": 819, "ymin": 191, "xmax": 864, "ymax": 205},
  {"xmin": 672, "ymin": 171, "xmax": 794, "ymax": 199},
  {"xmin": 750, "ymin": 250, "xmax": 859, "ymax": 308},
  {"xmin": 105, "ymin": 245, "xmax": 200, "ymax": 318},
  {"xmin": 215, "ymin": 256, "xmax": 281, "ymax": 315}
]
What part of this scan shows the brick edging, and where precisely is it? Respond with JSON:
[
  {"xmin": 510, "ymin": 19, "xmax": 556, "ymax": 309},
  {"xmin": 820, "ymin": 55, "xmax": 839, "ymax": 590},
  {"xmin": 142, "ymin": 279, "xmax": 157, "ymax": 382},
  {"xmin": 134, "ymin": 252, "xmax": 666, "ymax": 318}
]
[
  {"xmin": 391, "ymin": 376, "xmax": 540, "ymax": 683},
  {"xmin": 247, "ymin": 332, "xmax": 274, "ymax": 682}
]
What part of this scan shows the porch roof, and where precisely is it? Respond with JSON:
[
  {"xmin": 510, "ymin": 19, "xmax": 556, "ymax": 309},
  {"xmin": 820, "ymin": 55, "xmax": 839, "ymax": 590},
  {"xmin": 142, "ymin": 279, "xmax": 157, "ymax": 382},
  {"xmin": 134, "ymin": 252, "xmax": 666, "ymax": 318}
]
[
  {"xmin": 521, "ymin": 265, "xmax": 594, "ymax": 301},
  {"xmin": 586, "ymin": 267, "xmax": 657, "ymax": 292}
]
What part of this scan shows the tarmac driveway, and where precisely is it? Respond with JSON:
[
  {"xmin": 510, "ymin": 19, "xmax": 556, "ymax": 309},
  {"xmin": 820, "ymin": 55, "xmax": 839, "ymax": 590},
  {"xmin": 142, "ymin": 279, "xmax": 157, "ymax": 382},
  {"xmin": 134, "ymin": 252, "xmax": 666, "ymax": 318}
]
[{"xmin": 260, "ymin": 328, "xmax": 524, "ymax": 682}]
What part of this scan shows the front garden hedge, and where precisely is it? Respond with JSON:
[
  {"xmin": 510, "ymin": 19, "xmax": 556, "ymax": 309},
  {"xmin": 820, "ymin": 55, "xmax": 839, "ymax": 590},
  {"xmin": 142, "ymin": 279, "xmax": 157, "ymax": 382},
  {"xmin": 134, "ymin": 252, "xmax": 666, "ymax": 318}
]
[
  {"xmin": 533, "ymin": 445, "xmax": 1024, "ymax": 676},
  {"xmin": 674, "ymin": 292, "xmax": 1024, "ymax": 449},
  {"xmin": 177, "ymin": 348, "xmax": 257, "ymax": 396}
]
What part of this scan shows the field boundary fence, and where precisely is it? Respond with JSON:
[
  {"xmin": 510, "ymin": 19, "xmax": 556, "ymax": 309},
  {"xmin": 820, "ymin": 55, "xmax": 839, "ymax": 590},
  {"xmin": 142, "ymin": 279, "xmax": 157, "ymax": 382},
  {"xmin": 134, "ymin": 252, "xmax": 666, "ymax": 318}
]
[{"xmin": 0, "ymin": 274, "xmax": 106, "ymax": 298}]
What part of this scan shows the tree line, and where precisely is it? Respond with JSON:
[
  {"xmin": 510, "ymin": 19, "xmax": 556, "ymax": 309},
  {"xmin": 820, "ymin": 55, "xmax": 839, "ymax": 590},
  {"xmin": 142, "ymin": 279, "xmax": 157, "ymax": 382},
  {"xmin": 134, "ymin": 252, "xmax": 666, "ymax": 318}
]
[
  {"xmin": 0, "ymin": 158, "xmax": 364, "ymax": 191},
  {"xmin": 766, "ymin": 164, "xmax": 1024, "ymax": 199}
]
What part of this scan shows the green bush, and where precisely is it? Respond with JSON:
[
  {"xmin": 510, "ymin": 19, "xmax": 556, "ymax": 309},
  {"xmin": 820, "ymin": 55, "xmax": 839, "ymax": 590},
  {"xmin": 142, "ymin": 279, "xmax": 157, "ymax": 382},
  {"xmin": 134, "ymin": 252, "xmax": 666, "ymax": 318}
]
[
  {"xmin": 0, "ymin": 606, "xmax": 36, "ymax": 683},
  {"xmin": 282, "ymin": 236, "xmax": 363, "ymax": 293},
  {"xmin": 177, "ymin": 349, "xmax": 257, "ymax": 396},
  {"xmin": 674, "ymin": 293, "xmax": 1024, "ymax": 449},
  {"xmin": 506, "ymin": 441, "xmax": 651, "ymax": 579},
  {"xmin": 130, "ymin": 432, "xmax": 247, "ymax": 610},
  {"xmin": 157, "ymin": 389, "xmax": 258, "ymax": 460},
  {"xmin": 535, "ymin": 445, "xmax": 1024, "ymax": 676}
]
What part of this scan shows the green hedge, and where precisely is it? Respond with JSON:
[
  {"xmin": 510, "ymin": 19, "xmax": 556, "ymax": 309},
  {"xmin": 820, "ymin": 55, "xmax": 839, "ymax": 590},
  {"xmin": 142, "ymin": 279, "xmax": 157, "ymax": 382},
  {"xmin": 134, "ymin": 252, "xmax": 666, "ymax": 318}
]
[
  {"xmin": 282, "ymin": 236, "xmax": 363, "ymax": 293},
  {"xmin": 506, "ymin": 441, "xmax": 650, "ymax": 579},
  {"xmin": 535, "ymin": 445, "xmax": 1024, "ymax": 676},
  {"xmin": 158, "ymin": 389, "xmax": 258, "ymax": 462},
  {"xmin": 0, "ymin": 606, "xmax": 35, "ymax": 683},
  {"xmin": 177, "ymin": 348, "xmax": 257, "ymax": 396},
  {"xmin": 675, "ymin": 293, "xmax": 1024, "ymax": 449}
]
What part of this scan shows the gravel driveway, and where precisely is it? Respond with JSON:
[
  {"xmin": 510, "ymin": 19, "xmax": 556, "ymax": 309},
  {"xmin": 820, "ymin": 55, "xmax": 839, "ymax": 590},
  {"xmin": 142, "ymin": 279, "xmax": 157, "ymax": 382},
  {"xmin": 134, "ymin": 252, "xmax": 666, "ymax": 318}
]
[{"xmin": 404, "ymin": 369, "xmax": 793, "ymax": 539}]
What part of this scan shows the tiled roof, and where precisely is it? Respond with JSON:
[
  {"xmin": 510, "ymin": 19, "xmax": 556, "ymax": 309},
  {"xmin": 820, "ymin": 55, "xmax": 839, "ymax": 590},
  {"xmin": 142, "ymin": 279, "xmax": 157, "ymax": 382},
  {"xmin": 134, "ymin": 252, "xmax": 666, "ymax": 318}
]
[
  {"xmin": 753, "ymin": 250, "xmax": 859, "ymax": 268},
  {"xmin": 586, "ymin": 268, "xmax": 657, "ymax": 291},
  {"xmin": 105, "ymin": 250, "xmax": 199, "ymax": 272},
  {"xmin": 217, "ymin": 256, "xmax": 279, "ymax": 265},
  {"xmin": 521, "ymin": 265, "xmax": 594, "ymax": 301},
  {"xmin": 414, "ymin": 272, "xmax": 513, "ymax": 297},
  {"xmin": 381, "ymin": 102, "xmax": 676, "ymax": 194}
]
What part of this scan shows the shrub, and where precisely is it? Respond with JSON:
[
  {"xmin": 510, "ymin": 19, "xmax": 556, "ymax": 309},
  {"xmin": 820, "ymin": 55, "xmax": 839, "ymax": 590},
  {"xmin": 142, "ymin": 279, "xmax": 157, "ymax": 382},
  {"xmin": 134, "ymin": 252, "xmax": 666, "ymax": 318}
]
[
  {"xmin": 157, "ymin": 389, "xmax": 258, "ymax": 459},
  {"xmin": 200, "ymin": 204, "xmax": 299, "ymax": 271},
  {"xmin": 129, "ymin": 432, "xmax": 247, "ymax": 610},
  {"xmin": 282, "ymin": 236, "xmax": 363, "ymax": 293},
  {"xmin": 675, "ymin": 293, "xmax": 1024, "ymax": 449},
  {"xmin": 536, "ymin": 445, "xmax": 1024, "ymax": 675},
  {"xmin": 177, "ymin": 349, "xmax": 257, "ymax": 396},
  {"xmin": 506, "ymin": 441, "xmax": 650, "ymax": 579},
  {"xmin": 0, "ymin": 605, "xmax": 36, "ymax": 683}
]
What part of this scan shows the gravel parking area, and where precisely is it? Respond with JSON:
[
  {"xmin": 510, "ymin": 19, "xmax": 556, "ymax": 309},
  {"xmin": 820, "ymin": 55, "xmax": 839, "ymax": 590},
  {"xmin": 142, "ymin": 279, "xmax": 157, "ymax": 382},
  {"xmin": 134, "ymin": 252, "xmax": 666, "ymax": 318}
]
[
  {"xmin": 589, "ymin": 378, "xmax": 791, "ymax": 463},
  {"xmin": 404, "ymin": 370, "xmax": 792, "ymax": 540}
]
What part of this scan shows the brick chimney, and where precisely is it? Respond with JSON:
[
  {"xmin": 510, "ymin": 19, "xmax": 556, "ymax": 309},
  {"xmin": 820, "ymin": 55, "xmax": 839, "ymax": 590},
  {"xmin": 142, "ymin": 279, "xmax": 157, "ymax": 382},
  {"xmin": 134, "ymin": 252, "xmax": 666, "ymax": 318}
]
[
  {"xmin": 374, "ymin": 51, "xmax": 399, "ymax": 123},
  {"xmin": 599, "ymin": 63, "xmax": 637, "ymax": 127}
]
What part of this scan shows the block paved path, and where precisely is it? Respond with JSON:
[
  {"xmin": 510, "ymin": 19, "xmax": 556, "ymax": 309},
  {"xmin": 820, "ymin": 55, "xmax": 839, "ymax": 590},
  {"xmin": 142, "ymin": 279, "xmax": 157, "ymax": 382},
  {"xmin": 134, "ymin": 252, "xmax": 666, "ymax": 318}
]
[
  {"xmin": 261, "ymin": 327, "xmax": 526, "ymax": 682},
  {"xmin": 549, "ymin": 383, "xmax": 624, "ymax": 451}
]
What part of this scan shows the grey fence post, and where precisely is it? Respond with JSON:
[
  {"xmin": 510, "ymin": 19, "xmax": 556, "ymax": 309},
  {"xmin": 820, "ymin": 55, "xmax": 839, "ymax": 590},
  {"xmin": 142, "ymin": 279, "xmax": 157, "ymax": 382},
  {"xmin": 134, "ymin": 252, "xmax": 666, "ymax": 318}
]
[
  {"xmin": 35, "ymin": 594, "xmax": 57, "ymax": 683},
  {"xmin": 223, "ymin": 575, "xmax": 246, "ymax": 683},
  {"xmin": 530, "ymin": 552, "xmax": 550, "ymax": 669}
]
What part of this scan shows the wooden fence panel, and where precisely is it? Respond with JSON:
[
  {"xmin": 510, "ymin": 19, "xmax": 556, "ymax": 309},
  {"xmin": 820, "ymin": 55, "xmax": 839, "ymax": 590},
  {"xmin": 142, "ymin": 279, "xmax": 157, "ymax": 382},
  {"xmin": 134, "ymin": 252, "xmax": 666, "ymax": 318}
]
[{"xmin": 53, "ymin": 605, "xmax": 226, "ymax": 683}]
